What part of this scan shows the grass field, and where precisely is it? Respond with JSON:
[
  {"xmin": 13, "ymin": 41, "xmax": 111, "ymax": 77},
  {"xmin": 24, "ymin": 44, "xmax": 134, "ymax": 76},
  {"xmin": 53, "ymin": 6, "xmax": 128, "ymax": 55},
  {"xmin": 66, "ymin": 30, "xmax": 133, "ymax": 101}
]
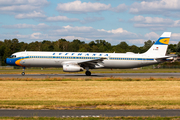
[
  {"xmin": 0, "ymin": 78, "xmax": 180, "ymax": 110},
  {"xmin": 0, "ymin": 68, "xmax": 180, "ymax": 74}
]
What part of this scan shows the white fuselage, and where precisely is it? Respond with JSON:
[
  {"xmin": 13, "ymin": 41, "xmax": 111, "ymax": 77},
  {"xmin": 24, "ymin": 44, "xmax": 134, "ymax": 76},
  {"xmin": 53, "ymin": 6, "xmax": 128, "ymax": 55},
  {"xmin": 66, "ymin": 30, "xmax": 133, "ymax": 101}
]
[{"xmin": 8, "ymin": 51, "xmax": 158, "ymax": 69}]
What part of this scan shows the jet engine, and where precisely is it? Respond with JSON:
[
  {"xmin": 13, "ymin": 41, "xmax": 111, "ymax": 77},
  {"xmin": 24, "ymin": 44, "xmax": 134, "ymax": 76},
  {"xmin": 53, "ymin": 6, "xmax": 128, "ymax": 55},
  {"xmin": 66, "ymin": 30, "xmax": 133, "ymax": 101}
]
[{"xmin": 63, "ymin": 64, "xmax": 84, "ymax": 72}]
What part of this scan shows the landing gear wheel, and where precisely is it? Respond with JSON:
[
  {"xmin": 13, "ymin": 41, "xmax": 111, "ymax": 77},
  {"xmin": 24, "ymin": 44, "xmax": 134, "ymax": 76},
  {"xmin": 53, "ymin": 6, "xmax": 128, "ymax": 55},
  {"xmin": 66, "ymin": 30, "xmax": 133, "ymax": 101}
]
[
  {"xmin": 21, "ymin": 72, "xmax": 25, "ymax": 76},
  {"xmin": 85, "ymin": 71, "xmax": 91, "ymax": 76},
  {"xmin": 22, "ymin": 67, "xmax": 26, "ymax": 76}
]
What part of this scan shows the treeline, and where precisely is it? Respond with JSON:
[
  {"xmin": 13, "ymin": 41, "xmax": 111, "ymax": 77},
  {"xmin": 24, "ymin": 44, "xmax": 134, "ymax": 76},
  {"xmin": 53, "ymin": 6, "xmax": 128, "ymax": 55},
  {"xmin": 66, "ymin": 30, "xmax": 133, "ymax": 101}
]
[{"xmin": 0, "ymin": 38, "xmax": 180, "ymax": 65}]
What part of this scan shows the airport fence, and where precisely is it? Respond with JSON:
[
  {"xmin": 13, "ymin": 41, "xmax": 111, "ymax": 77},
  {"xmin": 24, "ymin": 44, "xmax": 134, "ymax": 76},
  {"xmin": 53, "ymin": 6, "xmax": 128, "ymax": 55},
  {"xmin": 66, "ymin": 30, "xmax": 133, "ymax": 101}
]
[
  {"xmin": 0, "ymin": 66, "xmax": 14, "ymax": 69},
  {"xmin": 156, "ymin": 65, "xmax": 180, "ymax": 69}
]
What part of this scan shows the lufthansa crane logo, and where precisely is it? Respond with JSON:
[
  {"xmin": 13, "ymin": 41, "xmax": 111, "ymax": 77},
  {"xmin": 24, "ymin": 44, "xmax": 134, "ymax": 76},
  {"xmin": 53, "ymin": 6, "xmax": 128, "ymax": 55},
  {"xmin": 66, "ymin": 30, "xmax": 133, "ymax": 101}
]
[{"xmin": 159, "ymin": 38, "xmax": 170, "ymax": 45}]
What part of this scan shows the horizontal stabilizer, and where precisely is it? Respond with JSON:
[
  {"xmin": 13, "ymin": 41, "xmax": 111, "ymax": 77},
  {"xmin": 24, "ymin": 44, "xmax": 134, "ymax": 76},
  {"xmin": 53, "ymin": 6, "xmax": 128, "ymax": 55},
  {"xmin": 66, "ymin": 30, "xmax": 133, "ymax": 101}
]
[{"xmin": 155, "ymin": 56, "xmax": 170, "ymax": 60}]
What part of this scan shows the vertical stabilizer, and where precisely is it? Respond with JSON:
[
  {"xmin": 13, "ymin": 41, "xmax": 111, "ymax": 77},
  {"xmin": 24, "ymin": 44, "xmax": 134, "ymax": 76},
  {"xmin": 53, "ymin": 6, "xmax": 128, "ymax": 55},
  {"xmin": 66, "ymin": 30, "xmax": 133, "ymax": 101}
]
[{"xmin": 144, "ymin": 32, "xmax": 171, "ymax": 56}]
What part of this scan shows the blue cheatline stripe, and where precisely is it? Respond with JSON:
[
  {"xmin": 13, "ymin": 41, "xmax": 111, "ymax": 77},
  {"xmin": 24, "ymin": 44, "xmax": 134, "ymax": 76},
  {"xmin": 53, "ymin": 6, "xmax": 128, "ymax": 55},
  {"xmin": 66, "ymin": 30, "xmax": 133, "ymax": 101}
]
[{"xmin": 21, "ymin": 56, "xmax": 154, "ymax": 61}]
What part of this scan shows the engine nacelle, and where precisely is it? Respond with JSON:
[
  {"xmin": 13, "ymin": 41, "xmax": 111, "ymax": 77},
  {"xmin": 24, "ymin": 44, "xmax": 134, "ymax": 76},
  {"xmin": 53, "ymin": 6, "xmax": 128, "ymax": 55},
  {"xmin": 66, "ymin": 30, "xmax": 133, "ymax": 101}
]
[{"xmin": 63, "ymin": 64, "xmax": 84, "ymax": 72}]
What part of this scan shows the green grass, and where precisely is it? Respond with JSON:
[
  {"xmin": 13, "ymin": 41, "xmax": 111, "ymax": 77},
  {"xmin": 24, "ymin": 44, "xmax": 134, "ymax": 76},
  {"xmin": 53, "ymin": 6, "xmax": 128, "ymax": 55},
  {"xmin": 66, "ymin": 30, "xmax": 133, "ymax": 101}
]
[{"xmin": 0, "ymin": 100, "xmax": 180, "ymax": 110}]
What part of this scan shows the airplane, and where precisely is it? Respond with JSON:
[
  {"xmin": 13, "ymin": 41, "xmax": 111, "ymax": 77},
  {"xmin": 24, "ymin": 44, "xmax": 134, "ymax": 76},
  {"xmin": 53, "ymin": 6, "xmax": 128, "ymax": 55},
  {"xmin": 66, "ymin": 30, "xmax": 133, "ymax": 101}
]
[{"xmin": 5, "ymin": 32, "xmax": 171, "ymax": 76}]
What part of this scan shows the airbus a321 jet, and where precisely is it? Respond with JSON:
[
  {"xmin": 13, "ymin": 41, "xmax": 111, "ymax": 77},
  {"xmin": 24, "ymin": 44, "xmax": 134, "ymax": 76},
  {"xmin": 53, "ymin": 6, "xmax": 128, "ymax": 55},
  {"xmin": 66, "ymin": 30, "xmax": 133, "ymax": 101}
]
[{"xmin": 5, "ymin": 32, "xmax": 171, "ymax": 76}]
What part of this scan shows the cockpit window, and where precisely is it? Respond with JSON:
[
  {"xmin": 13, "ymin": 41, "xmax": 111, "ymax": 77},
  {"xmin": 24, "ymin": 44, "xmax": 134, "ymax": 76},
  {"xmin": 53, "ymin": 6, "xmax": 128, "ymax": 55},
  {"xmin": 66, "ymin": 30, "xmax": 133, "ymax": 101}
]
[{"xmin": 10, "ymin": 55, "xmax": 16, "ymax": 58}]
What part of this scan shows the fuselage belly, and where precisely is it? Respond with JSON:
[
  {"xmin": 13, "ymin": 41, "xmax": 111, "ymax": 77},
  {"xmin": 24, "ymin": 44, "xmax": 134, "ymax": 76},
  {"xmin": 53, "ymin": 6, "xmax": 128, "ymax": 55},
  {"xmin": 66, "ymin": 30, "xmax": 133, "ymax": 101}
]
[{"xmin": 18, "ymin": 58, "xmax": 157, "ymax": 68}]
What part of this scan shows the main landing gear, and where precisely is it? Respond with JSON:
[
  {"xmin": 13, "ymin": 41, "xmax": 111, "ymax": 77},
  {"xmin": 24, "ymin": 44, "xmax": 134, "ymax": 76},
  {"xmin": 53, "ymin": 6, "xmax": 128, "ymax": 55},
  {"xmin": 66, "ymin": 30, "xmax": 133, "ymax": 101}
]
[
  {"xmin": 21, "ymin": 67, "xmax": 25, "ymax": 76},
  {"xmin": 85, "ymin": 71, "xmax": 91, "ymax": 76},
  {"xmin": 85, "ymin": 67, "xmax": 91, "ymax": 76}
]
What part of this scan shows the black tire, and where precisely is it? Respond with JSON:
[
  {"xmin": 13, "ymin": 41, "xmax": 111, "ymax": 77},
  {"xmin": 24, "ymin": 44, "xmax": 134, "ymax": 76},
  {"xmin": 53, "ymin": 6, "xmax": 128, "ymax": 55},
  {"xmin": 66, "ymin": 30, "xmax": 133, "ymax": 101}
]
[
  {"xmin": 85, "ymin": 71, "xmax": 91, "ymax": 76},
  {"xmin": 21, "ymin": 72, "xmax": 25, "ymax": 76}
]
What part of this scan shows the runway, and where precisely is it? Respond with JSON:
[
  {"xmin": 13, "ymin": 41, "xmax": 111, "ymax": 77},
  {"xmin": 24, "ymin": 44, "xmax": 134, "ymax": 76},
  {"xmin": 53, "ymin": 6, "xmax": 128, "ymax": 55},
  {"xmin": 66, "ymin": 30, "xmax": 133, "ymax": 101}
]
[
  {"xmin": 1, "ymin": 110, "xmax": 180, "ymax": 117},
  {"xmin": 0, "ymin": 73, "xmax": 180, "ymax": 78}
]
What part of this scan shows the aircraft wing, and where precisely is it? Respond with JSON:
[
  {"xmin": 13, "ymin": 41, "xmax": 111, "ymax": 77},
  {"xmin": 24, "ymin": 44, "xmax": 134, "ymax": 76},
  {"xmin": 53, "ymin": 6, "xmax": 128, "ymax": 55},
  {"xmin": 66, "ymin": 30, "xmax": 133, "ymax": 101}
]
[
  {"xmin": 77, "ymin": 57, "xmax": 106, "ymax": 63},
  {"xmin": 62, "ymin": 57, "xmax": 107, "ymax": 69}
]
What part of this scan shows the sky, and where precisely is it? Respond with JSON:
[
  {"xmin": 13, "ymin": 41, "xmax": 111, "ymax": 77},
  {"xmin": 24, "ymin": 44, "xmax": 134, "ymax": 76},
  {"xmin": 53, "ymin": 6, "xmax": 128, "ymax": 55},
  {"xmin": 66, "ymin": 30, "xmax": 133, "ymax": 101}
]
[{"xmin": 0, "ymin": 0, "xmax": 180, "ymax": 46}]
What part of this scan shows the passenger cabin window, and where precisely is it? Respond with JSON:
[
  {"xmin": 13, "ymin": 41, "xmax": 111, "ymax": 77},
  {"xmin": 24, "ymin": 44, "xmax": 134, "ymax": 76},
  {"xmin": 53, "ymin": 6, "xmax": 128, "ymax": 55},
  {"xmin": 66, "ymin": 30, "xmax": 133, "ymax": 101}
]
[{"xmin": 10, "ymin": 55, "xmax": 16, "ymax": 58}]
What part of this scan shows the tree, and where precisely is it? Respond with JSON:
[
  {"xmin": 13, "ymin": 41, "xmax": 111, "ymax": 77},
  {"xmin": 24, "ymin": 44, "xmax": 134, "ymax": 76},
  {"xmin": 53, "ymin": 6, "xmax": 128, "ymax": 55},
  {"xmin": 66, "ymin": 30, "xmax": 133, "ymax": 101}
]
[
  {"xmin": 69, "ymin": 39, "xmax": 85, "ymax": 52},
  {"xmin": 11, "ymin": 38, "xmax": 19, "ymax": 52},
  {"xmin": 79, "ymin": 44, "xmax": 91, "ymax": 52},
  {"xmin": 0, "ymin": 41, "xmax": 5, "ymax": 56},
  {"xmin": 115, "ymin": 41, "xmax": 129, "ymax": 53},
  {"xmin": 92, "ymin": 45, "xmax": 99, "ymax": 52},
  {"xmin": 94, "ymin": 40, "xmax": 112, "ymax": 52},
  {"xmin": 41, "ymin": 40, "xmax": 53, "ymax": 51},
  {"xmin": 19, "ymin": 42, "xmax": 28, "ymax": 51},
  {"xmin": 27, "ymin": 41, "xmax": 42, "ymax": 51},
  {"xmin": 168, "ymin": 44, "xmax": 176, "ymax": 52},
  {"xmin": 2, "ymin": 47, "xmax": 11, "ymax": 65},
  {"xmin": 89, "ymin": 41, "xmax": 96, "ymax": 48},
  {"xmin": 176, "ymin": 42, "xmax": 180, "ymax": 56},
  {"xmin": 142, "ymin": 40, "xmax": 154, "ymax": 53},
  {"xmin": 176, "ymin": 42, "xmax": 180, "ymax": 52},
  {"xmin": 129, "ymin": 45, "xmax": 140, "ymax": 53}
]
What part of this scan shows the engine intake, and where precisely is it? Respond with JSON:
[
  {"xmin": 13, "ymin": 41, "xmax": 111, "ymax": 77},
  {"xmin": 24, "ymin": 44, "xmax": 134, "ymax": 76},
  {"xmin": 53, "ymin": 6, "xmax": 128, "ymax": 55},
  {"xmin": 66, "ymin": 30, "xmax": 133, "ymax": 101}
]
[{"xmin": 63, "ymin": 64, "xmax": 84, "ymax": 72}]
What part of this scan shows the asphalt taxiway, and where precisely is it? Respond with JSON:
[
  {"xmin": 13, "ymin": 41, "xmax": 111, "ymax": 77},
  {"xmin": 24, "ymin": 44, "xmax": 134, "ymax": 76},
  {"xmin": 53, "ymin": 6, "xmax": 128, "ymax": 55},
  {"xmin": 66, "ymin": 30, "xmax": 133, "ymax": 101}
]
[
  {"xmin": 0, "ymin": 110, "xmax": 180, "ymax": 117},
  {"xmin": 0, "ymin": 73, "xmax": 180, "ymax": 78}
]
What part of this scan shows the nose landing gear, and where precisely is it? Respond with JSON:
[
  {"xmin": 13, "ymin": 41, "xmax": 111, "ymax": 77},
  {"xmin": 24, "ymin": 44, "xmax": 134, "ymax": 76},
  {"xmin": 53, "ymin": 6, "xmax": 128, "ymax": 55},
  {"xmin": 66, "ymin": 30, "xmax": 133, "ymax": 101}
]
[{"xmin": 21, "ymin": 67, "xmax": 25, "ymax": 76}]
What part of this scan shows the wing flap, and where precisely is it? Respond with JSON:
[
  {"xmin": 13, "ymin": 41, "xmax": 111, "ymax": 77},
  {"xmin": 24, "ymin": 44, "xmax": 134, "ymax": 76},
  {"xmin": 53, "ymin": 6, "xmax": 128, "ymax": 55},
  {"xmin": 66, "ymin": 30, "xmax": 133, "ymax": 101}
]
[
  {"xmin": 78, "ymin": 57, "xmax": 106, "ymax": 68},
  {"xmin": 77, "ymin": 57, "xmax": 106, "ymax": 64}
]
